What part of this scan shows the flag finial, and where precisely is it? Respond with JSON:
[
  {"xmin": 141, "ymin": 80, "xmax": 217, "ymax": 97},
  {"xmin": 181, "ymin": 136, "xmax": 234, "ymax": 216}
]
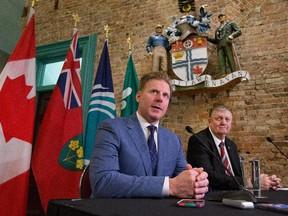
[
  {"xmin": 73, "ymin": 14, "xmax": 81, "ymax": 28},
  {"xmin": 104, "ymin": 25, "xmax": 110, "ymax": 39},
  {"xmin": 126, "ymin": 33, "xmax": 132, "ymax": 52},
  {"xmin": 31, "ymin": 0, "xmax": 39, "ymax": 8}
]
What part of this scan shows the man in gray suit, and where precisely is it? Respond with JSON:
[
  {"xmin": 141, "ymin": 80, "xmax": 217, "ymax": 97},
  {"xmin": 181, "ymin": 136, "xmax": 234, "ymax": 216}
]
[{"xmin": 90, "ymin": 72, "xmax": 209, "ymax": 198}]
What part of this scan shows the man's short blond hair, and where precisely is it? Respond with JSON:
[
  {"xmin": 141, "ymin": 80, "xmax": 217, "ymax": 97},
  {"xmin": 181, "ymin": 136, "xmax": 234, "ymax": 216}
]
[{"xmin": 138, "ymin": 72, "xmax": 171, "ymax": 93}]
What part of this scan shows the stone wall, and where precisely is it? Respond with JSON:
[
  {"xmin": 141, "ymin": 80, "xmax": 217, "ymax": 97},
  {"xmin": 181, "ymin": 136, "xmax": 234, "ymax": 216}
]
[{"xmin": 27, "ymin": 0, "xmax": 288, "ymax": 186}]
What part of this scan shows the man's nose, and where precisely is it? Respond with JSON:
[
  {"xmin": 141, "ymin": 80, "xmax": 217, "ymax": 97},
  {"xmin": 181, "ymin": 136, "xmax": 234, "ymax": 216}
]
[
  {"xmin": 156, "ymin": 93, "xmax": 163, "ymax": 101},
  {"xmin": 220, "ymin": 119, "xmax": 226, "ymax": 124}
]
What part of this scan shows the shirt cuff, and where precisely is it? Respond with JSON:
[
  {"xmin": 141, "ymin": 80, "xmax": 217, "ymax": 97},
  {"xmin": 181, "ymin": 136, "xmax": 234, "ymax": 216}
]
[{"xmin": 162, "ymin": 176, "xmax": 169, "ymax": 197}]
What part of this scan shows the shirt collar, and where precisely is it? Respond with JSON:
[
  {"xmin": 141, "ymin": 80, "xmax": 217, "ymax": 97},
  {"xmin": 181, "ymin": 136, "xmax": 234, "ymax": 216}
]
[
  {"xmin": 136, "ymin": 112, "xmax": 159, "ymax": 129},
  {"xmin": 209, "ymin": 127, "xmax": 225, "ymax": 145}
]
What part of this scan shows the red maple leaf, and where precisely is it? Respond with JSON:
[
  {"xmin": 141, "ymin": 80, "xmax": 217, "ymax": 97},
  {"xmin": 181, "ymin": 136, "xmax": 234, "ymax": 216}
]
[
  {"xmin": 0, "ymin": 75, "xmax": 35, "ymax": 143},
  {"xmin": 193, "ymin": 65, "xmax": 203, "ymax": 74}
]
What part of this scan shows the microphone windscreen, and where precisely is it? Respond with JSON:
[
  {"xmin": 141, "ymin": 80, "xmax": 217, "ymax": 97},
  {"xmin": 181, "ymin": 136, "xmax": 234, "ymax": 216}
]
[
  {"xmin": 266, "ymin": 137, "xmax": 273, "ymax": 143},
  {"xmin": 185, "ymin": 126, "xmax": 193, "ymax": 134}
]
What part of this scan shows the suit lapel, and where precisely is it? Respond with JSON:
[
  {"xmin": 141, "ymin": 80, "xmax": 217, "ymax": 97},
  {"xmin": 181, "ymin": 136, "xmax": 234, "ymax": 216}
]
[
  {"xmin": 204, "ymin": 128, "xmax": 220, "ymax": 159},
  {"xmin": 225, "ymin": 140, "xmax": 241, "ymax": 175},
  {"xmin": 127, "ymin": 114, "xmax": 151, "ymax": 175},
  {"xmin": 156, "ymin": 126, "xmax": 169, "ymax": 176}
]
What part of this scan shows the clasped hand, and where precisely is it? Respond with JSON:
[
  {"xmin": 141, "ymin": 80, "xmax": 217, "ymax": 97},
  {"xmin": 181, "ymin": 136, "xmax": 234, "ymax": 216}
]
[
  {"xmin": 169, "ymin": 164, "xmax": 209, "ymax": 199},
  {"xmin": 246, "ymin": 174, "xmax": 281, "ymax": 190},
  {"xmin": 260, "ymin": 174, "xmax": 281, "ymax": 191}
]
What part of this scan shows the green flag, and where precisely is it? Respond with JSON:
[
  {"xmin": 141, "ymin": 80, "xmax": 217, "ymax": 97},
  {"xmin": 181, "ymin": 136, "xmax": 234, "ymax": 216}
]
[{"xmin": 121, "ymin": 53, "xmax": 139, "ymax": 117}]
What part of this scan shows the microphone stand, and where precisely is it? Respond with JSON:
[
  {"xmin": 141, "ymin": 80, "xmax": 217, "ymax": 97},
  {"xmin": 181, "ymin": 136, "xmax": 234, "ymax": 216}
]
[
  {"xmin": 185, "ymin": 126, "xmax": 257, "ymax": 202},
  {"xmin": 266, "ymin": 137, "xmax": 288, "ymax": 160}
]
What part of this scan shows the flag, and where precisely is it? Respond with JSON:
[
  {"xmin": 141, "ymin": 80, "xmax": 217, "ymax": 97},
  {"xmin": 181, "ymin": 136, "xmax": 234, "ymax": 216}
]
[
  {"xmin": 84, "ymin": 40, "xmax": 116, "ymax": 163},
  {"xmin": 0, "ymin": 8, "xmax": 36, "ymax": 216},
  {"xmin": 121, "ymin": 52, "xmax": 139, "ymax": 117},
  {"xmin": 32, "ymin": 28, "xmax": 84, "ymax": 212}
]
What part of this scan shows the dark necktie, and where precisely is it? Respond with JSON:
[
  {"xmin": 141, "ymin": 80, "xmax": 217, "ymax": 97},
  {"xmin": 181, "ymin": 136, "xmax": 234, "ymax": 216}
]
[
  {"xmin": 147, "ymin": 125, "xmax": 158, "ymax": 175},
  {"xmin": 219, "ymin": 141, "xmax": 232, "ymax": 176}
]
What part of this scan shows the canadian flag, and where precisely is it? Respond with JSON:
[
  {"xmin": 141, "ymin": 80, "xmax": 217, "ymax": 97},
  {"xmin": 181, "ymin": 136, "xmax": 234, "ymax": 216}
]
[{"xmin": 0, "ymin": 8, "xmax": 36, "ymax": 216}]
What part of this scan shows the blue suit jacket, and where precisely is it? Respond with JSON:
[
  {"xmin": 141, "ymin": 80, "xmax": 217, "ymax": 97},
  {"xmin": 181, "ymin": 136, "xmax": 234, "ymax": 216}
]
[{"xmin": 89, "ymin": 113, "xmax": 187, "ymax": 198}]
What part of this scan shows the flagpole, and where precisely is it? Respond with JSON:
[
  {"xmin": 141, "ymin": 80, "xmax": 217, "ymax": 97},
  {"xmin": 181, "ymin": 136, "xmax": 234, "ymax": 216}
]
[
  {"xmin": 31, "ymin": 0, "xmax": 37, "ymax": 7},
  {"xmin": 28, "ymin": 0, "xmax": 38, "ymax": 21},
  {"xmin": 72, "ymin": 14, "xmax": 80, "ymax": 37},
  {"xmin": 73, "ymin": 14, "xmax": 81, "ymax": 28},
  {"xmin": 104, "ymin": 25, "xmax": 109, "ymax": 45},
  {"xmin": 126, "ymin": 33, "xmax": 132, "ymax": 55}
]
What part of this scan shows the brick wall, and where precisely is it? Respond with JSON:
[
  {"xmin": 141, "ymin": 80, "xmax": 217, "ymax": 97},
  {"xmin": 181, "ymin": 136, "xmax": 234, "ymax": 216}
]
[{"xmin": 28, "ymin": 0, "xmax": 288, "ymax": 186}]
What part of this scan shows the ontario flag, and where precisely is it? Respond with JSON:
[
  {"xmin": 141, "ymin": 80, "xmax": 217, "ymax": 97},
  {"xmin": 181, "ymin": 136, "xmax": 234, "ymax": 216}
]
[
  {"xmin": 32, "ymin": 28, "xmax": 84, "ymax": 212},
  {"xmin": 0, "ymin": 8, "xmax": 36, "ymax": 216},
  {"xmin": 84, "ymin": 40, "xmax": 116, "ymax": 164}
]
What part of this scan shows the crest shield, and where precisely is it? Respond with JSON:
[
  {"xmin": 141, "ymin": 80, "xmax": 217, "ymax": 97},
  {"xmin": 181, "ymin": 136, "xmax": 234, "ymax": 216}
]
[{"xmin": 171, "ymin": 35, "xmax": 208, "ymax": 81}]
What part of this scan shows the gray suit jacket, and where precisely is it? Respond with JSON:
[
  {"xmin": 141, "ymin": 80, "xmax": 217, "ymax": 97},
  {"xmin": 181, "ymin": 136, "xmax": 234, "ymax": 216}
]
[{"xmin": 89, "ymin": 113, "xmax": 187, "ymax": 198}]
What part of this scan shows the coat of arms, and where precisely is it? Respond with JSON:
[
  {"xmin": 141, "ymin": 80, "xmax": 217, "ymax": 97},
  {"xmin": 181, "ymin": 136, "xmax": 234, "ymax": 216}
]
[
  {"xmin": 171, "ymin": 35, "xmax": 208, "ymax": 81},
  {"xmin": 166, "ymin": 1, "xmax": 250, "ymax": 94}
]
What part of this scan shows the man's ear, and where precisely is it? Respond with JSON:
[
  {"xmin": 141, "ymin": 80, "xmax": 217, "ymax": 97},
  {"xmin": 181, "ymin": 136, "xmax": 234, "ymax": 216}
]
[{"xmin": 136, "ymin": 91, "xmax": 140, "ymax": 102}]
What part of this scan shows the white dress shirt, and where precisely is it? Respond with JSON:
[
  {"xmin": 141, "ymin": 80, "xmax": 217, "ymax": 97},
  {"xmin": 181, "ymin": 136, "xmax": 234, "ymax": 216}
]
[{"xmin": 136, "ymin": 112, "xmax": 169, "ymax": 196}]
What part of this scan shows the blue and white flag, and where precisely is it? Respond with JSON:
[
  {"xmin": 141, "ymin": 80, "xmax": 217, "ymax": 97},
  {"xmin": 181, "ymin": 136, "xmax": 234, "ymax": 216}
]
[{"xmin": 84, "ymin": 40, "xmax": 116, "ymax": 164}]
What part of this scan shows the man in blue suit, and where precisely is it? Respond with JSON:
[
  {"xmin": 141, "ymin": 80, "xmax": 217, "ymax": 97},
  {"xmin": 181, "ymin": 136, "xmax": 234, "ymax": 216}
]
[{"xmin": 90, "ymin": 72, "xmax": 209, "ymax": 198}]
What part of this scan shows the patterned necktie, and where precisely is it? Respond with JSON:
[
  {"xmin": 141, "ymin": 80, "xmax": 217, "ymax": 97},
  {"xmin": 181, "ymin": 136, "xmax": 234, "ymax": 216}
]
[
  {"xmin": 219, "ymin": 141, "xmax": 232, "ymax": 176},
  {"xmin": 147, "ymin": 125, "xmax": 158, "ymax": 175}
]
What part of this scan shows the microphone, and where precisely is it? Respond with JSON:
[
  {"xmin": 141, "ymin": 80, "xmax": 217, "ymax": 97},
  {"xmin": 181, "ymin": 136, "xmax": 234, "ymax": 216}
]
[
  {"xmin": 185, "ymin": 126, "xmax": 257, "ymax": 202},
  {"xmin": 266, "ymin": 137, "xmax": 288, "ymax": 159}
]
